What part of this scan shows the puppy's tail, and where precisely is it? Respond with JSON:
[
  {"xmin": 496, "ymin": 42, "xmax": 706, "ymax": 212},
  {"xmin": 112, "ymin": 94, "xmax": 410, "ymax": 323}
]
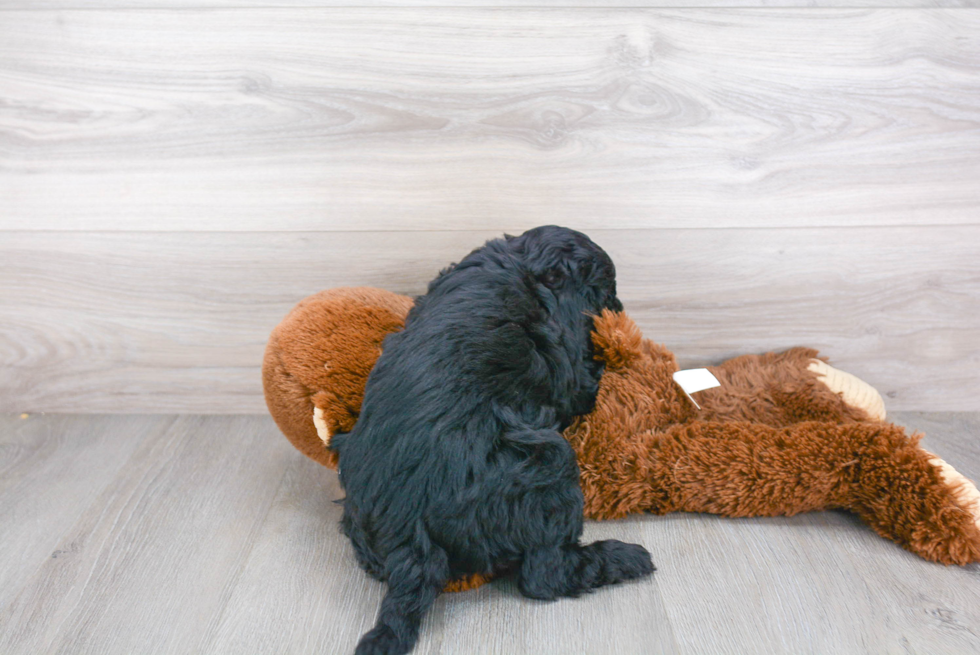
[
  {"xmin": 517, "ymin": 540, "xmax": 654, "ymax": 601},
  {"xmin": 354, "ymin": 526, "xmax": 450, "ymax": 655}
]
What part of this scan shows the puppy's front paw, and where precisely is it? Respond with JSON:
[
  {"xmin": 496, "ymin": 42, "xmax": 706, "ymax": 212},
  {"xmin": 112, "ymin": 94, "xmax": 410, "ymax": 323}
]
[{"xmin": 596, "ymin": 540, "xmax": 655, "ymax": 581}]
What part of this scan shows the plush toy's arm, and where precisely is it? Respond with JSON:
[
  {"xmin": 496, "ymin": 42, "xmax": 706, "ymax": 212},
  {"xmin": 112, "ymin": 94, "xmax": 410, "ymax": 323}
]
[
  {"xmin": 574, "ymin": 419, "xmax": 980, "ymax": 565},
  {"xmin": 695, "ymin": 349, "xmax": 886, "ymax": 426},
  {"xmin": 586, "ymin": 311, "xmax": 884, "ymax": 430}
]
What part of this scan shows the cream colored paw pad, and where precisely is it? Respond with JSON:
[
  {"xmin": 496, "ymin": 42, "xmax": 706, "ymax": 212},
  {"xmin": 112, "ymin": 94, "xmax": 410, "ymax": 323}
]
[
  {"xmin": 926, "ymin": 452, "xmax": 980, "ymax": 532},
  {"xmin": 808, "ymin": 360, "xmax": 886, "ymax": 421},
  {"xmin": 313, "ymin": 406, "xmax": 332, "ymax": 447}
]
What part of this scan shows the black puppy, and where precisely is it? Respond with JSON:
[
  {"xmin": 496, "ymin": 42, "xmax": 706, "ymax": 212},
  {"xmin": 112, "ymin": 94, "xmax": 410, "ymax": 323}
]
[{"xmin": 333, "ymin": 226, "xmax": 654, "ymax": 655}]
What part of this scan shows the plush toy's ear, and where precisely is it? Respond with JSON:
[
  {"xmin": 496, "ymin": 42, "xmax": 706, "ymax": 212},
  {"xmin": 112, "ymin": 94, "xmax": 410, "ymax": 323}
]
[{"xmin": 591, "ymin": 309, "xmax": 643, "ymax": 370}]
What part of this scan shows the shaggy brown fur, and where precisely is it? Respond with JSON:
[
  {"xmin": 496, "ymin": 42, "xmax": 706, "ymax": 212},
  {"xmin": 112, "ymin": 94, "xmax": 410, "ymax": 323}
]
[
  {"xmin": 263, "ymin": 287, "xmax": 980, "ymax": 577},
  {"xmin": 569, "ymin": 310, "xmax": 980, "ymax": 565}
]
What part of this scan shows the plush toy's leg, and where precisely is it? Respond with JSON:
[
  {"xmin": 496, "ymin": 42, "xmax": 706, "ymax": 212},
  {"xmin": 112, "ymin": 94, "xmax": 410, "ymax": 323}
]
[
  {"xmin": 696, "ymin": 348, "xmax": 885, "ymax": 426},
  {"xmin": 846, "ymin": 438, "xmax": 980, "ymax": 565},
  {"xmin": 577, "ymin": 420, "xmax": 980, "ymax": 564},
  {"xmin": 442, "ymin": 573, "xmax": 491, "ymax": 593}
]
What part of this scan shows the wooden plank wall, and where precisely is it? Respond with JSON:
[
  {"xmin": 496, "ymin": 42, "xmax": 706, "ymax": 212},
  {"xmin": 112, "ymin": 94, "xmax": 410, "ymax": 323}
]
[{"xmin": 1, "ymin": 6, "xmax": 978, "ymax": 413}]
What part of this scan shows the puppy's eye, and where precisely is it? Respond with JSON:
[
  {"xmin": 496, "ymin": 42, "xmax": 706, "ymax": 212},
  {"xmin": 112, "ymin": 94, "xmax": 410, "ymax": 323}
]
[{"xmin": 539, "ymin": 269, "xmax": 564, "ymax": 289}]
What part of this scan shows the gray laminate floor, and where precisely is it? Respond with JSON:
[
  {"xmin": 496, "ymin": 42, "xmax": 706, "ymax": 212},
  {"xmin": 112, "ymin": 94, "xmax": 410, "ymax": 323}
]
[{"xmin": 1, "ymin": 412, "xmax": 978, "ymax": 654}]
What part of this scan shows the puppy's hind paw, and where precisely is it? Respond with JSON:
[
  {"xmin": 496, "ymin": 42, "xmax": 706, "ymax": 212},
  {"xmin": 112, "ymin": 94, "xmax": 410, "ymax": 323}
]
[
  {"xmin": 518, "ymin": 540, "xmax": 654, "ymax": 600},
  {"xmin": 354, "ymin": 625, "xmax": 412, "ymax": 655}
]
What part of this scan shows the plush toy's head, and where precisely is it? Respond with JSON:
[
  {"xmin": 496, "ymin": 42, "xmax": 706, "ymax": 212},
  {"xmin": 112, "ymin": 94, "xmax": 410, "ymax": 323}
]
[
  {"xmin": 262, "ymin": 287, "xmax": 413, "ymax": 468},
  {"xmin": 263, "ymin": 289, "xmax": 674, "ymax": 471}
]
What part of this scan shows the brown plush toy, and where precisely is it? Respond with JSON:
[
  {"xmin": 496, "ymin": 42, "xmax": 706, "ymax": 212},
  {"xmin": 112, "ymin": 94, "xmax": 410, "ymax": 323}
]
[{"xmin": 263, "ymin": 287, "xmax": 980, "ymax": 591}]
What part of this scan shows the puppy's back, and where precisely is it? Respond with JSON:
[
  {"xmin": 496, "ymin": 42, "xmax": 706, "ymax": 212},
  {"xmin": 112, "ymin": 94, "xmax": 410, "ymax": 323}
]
[{"xmin": 336, "ymin": 243, "xmax": 558, "ymax": 516}]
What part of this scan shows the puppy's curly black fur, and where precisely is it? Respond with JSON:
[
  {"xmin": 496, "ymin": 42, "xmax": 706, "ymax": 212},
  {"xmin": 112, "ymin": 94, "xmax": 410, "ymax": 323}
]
[{"xmin": 333, "ymin": 226, "xmax": 654, "ymax": 655}]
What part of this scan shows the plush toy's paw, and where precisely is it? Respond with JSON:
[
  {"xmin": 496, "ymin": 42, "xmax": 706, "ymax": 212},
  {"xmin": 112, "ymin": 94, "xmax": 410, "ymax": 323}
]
[
  {"xmin": 313, "ymin": 406, "xmax": 331, "ymax": 447},
  {"xmin": 925, "ymin": 452, "xmax": 980, "ymax": 534},
  {"xmin": 443, "ymin": 573, "xmax": 491, "ymax": 593},
  {"xmin": 807, "ymin": 359, "xmax": 886, "ymax": 421}
]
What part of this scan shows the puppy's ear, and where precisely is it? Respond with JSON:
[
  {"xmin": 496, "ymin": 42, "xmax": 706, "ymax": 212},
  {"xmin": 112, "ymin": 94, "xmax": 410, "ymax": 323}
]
[
  {"xmin": 590, "ymin": 309, "xmax": 642, "ymax": 369},
  {"xmin": 505, "ymin": 231, "xmax": 531, "ymax": 256}
]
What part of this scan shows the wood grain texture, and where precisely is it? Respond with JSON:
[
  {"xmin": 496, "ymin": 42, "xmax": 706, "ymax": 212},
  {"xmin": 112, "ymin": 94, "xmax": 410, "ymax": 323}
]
[
  {"xmin": 1, "ymin": 413, "xmax": 978, "ymax": 654},
  {"xmin": 2, "ymin": 227, "xmax": 977, "ymax": 413},
  {"xmin": 0, "ymin": 414, "xmax": 172, "ymax": 613},
  {"xmin": 0, "ymin": 415, "xmax": 294, "ymax": 655},
  {"xmin": 2, "ymin": 9, "xmax": 979, "ymax": 231},
  {"xmin": 201, "ymin": 455, "xmax": 389, "ymax": 654},
  {"xmin": 4, "ymin": 1, "xmax": 979, "ymax": 8}
]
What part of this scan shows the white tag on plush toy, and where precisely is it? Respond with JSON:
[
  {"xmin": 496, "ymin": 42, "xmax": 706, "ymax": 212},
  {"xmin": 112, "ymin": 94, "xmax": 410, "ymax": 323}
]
[{"xmin": 673, "ymin": 369, "xmax": 721, "ymax": 410}]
